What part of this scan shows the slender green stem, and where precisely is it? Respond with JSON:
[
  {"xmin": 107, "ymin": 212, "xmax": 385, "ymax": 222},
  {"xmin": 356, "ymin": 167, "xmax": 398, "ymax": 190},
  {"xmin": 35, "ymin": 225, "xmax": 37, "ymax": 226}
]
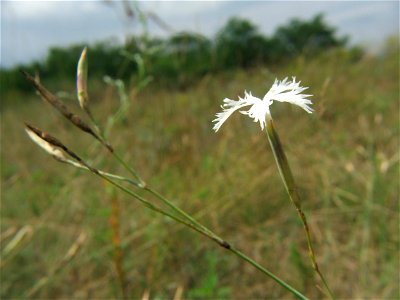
[
  {"xmin": 93, "ymin": 123, "xmax": 220, "ymax": 241},
  {"xmin": 93, "ymin": 170, "xmax": 308, "ymax": 300},
  {"xmin": 265, "ymin": 118, "xmax": 334, "ymax": 299},
  {"xmin": 83, "ymin": 97, "xmax": 213, "ymax": 238},
  {"xmin": 112, "ymin": 151, "xmax": 145, "ymax": 186},
  {"xmin": 84, "ymin": 107, "xmax": 99, "ymax": 132},
  {"xmin": 99, "ymin": 134, "xmax": 220, "ymax": 240},
  {"xmin": 60, "ymin": 158, "xmax": 141, "ymax": 187},
  {"xmin": 83, "ymin": 108, "xmax": 145, "ymax": 186},
  {"xmin": 72, "ymin": 152, "xmax": 224, "ymax": 245},
  {"xmin": 96, "ymin": 172, "xmax": 224, "ymax": 245},
  {"xmin": 144, "ymin": 187, "xmax": 223, "ymax": 242},
  {"xmin": 228, "ymin": 247, "xmax": 308, "ymax": 300}
]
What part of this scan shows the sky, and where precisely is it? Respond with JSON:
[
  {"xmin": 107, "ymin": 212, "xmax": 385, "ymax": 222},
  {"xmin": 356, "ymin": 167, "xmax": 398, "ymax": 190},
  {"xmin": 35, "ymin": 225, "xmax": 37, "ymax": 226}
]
[{"xmin": 1, "ymin": 1, "xmax": 399, "ymax": 68}]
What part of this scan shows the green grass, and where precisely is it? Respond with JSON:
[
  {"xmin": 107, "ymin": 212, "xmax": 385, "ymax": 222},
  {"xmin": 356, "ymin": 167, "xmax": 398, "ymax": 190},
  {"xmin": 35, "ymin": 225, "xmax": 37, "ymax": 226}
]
[{"xmin": 1, "ymin": 47, "xmax": 399, "ymax": 299}]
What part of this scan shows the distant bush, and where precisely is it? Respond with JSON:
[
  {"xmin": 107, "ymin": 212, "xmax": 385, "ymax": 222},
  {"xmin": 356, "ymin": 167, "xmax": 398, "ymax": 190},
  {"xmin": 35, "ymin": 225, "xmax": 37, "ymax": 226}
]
[
  {"xmin": 272, "ymin": 14, "xmax": 347, "ymax": 58},
  {"xmin": 1, "ymin": 14, "xmax": 353, "ymax": 104},
  {"xmin": 215, "ymin": 17, "xmax": 269, "ymax": 69},
  {"xmin": 144, "ymin": 32, "xmax": 212, "ymax": 86}
]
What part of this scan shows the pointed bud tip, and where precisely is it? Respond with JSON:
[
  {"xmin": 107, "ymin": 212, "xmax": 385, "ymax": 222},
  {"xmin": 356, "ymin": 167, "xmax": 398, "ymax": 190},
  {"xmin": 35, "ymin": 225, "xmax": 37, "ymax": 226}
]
[{"xmin": 77, "ymin": 47, "xmax": 89, "ymax": 109}]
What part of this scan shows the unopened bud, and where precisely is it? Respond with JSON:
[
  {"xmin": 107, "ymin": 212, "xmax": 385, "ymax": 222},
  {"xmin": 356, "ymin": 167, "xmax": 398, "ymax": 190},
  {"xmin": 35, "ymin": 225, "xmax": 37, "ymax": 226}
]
[{"xmin": 77, "ymin": 47, "xmax": 89, "ymax": 110}]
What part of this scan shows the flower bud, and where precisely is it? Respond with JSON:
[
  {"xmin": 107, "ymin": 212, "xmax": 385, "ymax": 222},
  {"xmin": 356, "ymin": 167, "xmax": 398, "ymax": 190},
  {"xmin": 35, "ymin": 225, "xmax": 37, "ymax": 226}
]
[{"xmin": 77, "ymin": 47, "xmax": 89, "ymax": 110}]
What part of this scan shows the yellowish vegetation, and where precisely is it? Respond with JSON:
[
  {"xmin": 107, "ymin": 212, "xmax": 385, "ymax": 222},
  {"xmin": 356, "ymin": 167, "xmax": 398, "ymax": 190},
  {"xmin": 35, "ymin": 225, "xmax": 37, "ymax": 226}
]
[{"xmin": 1, "ymin": 47, "xmax": 398, "ymax": 299}]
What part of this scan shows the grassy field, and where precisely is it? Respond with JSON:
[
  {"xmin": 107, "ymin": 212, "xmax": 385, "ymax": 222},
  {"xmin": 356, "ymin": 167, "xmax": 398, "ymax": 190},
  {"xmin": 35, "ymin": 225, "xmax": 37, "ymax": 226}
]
[{"xmin": 1, "ymin": 45, "xmax": 399, "ymax": 299}]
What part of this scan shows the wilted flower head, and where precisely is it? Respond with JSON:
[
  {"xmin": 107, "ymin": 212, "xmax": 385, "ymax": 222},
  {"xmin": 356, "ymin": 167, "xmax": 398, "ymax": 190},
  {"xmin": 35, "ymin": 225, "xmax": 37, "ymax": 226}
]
[{"xmin": 212, "ymin": 77, "xmax": 313, "ymax": 132}]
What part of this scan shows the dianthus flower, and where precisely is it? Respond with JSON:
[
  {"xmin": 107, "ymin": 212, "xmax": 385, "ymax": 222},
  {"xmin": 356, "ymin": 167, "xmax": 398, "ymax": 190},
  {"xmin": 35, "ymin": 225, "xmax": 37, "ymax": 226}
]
[{"xmin": 212, "ymin": 77, "xmax": 313, "ymax": 132}]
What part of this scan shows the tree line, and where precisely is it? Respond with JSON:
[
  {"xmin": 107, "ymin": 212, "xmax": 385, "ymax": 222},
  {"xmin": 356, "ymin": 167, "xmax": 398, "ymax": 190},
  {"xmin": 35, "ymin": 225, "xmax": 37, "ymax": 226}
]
[{"xmin": 1, "ymin": 14, "xmax": 361, "ymax": 99}]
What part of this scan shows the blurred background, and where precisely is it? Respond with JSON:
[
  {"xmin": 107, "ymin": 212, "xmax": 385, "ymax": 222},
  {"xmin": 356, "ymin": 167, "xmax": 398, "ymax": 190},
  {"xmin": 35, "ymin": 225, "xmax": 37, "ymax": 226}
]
[{"xmin": 1, "ymin": 1, "xmax": 399, "ymax": 299}]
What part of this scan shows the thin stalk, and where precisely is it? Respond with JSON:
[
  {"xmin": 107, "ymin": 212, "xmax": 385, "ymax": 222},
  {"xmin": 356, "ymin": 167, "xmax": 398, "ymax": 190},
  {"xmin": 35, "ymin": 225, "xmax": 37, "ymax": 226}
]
[
  {"xmin": 265, "ymin": 118, "xmax": 334, "ymax": 299},
  {"xmin": 86, "ymin": 113, "xmax": 221, "ymax": 239},
  {"xmin": 84, "ymin": 107, "xmax": 101, "ymax": 135},
  {"xmin": 94, "ymin": 171, "xmax": 227, "ymax": 247},
  {"xmin": 98, "ymin": 137, "xmax": 220, "ymax": 239},
  {"xmin": 72, "ymin": 152, "xmax": 223, "ymax": 244},
  {"xmin": 111, "ymin": 152, "xmax": 224, "ymax": 243},
  {"xmin": 84, "ymin": 110, "xmax": 145, "ymax": 186},
  {"xmin": 60, "ymin": 158, "xmax": 141, "ymax": 187},
  {"xmin": 144, "ymin": 187, "xmax": 222, "ymax": 242},
  {"xmin": 112, "ymin": 151, "xmax": 145, "ymax": 187},
  {"xmin": 82, "ymin": 99, "xmax": 213, "ymax": 238},
  {"xmin": 80, "ymin": 87, "xmax": 217, "ymax": 241},
  {"xmin": 228, "ymin": 247, "xmax": 308, "ymax": 300},
  {"xmin": 87, "ymin": 164, "xmax": 308, "ymax": 299}
]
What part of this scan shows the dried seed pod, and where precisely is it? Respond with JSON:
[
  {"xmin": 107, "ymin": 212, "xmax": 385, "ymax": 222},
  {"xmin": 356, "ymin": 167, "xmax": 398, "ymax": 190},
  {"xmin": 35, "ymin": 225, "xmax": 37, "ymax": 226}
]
[
  {"xmin": 22, "ymin": 71, "xmax": 103, "ymax": 144},
  {"xmin": 25, "ymin": 126, "xmax": 68, "ymax": 162},
  {"xmin": 25, "ymin": 123, "xmax": 101, "ymax": 175},
  {"xmin": 25, "ymin": 123, "xmax": 81, "ymax": 162}
]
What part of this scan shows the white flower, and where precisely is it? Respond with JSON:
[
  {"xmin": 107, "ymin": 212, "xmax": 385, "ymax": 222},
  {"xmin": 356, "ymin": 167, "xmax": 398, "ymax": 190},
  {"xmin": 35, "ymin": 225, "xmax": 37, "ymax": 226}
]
[{"xmin": 212, "ymin": 77, "xmax": 313, "ymax": 132}]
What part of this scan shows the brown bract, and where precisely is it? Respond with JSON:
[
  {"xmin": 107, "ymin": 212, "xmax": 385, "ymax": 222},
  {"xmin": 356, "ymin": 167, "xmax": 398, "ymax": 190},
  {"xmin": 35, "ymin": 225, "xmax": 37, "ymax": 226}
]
[
  {"xmin": 25, "ymin": 123, "xmax": 82, "ymax": 163},
  {"xmin": 21, "ymin": 71, "xmax": 109, "ymax": 148}
]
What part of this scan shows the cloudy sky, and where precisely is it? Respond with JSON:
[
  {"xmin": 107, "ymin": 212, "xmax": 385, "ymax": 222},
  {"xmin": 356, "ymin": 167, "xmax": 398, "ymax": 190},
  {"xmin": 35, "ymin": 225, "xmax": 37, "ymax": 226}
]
[{"xmin": 1, "ymin": 1, "xmax": 398, "ymax": 68}]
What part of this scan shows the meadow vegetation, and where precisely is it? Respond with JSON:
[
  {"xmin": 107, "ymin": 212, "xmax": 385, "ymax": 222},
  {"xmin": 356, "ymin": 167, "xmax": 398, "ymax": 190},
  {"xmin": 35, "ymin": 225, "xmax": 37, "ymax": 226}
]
[{"xmin": 1, "ymin": 15, "xmax": 399, "ymax": 300}]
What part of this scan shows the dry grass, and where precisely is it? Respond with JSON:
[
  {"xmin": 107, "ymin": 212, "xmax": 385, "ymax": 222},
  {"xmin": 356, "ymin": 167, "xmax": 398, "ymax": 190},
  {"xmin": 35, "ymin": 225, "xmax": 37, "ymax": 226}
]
[{"xmin": 1, "ymin": 47, "xmax": 399, "ymax": 299}]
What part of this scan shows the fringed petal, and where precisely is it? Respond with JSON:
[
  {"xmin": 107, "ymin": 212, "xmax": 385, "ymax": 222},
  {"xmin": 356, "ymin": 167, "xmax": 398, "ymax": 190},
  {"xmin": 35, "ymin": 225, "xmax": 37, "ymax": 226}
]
[
  {"xmin": 213, "ymin": 77, "xmax": 314, "ymax": 132},
  {"xmin": 263, "ymin": 77, "xmax": 313, "ymax": 114}
]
